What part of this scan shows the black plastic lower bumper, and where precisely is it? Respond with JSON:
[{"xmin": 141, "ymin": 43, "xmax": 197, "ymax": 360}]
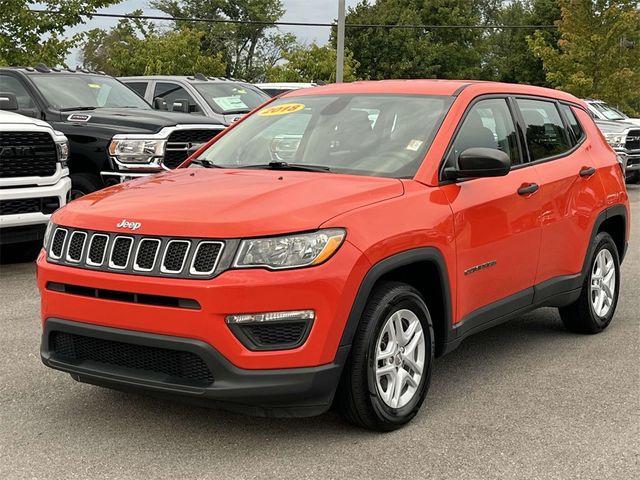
[{"xmin": 41, "ymin": 318, "xmax": 348, "ymax": 418}]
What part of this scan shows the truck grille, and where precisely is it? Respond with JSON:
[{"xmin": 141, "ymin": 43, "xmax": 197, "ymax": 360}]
[
  {"xmin": 164, "ymin": 128, "xmax": 222, "ymax": 169},
  {"xmin": 0, "ymin": 132, "xmax": 58, "ymax": 178},
  {"xmin": 625, "ymin": 129, "xmax": 640, "ymax": 154},
  {"xmin": 50, "ymin": 331, "xmax": 214, "ymax": 386},
  {"xmin": 0, "ymin": 197, "xmax": 59, "ymax": 216},
  {"xmin": 47, "ymin": 226, "xmax": 225, "ymax": 279}
]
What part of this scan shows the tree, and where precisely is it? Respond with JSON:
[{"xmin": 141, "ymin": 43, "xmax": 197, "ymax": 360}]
[
  {"xmin": 483, "ymin": 0, "xmax": 561, "ymax": 85},
  {"xmin": 267, "ymin": 43, "xmax": 359, "ymax": 83},
  {"xmin": 150, "ymin": 0, "xmax": 286, "ymax": 80},
  {"xmin": 338, "ymin": 0, "xmax": 498, "ymax": 81},
  {"xmin": 529, "ymin": 0, "xmax": 640, "ymax": 113},
  {"xmin": 81, "ymin": 13, "xmax": 225, "ymax": 76},
  {"xmin": 0, "ymin": 0, "xmax": 122, "ymax": 67}
]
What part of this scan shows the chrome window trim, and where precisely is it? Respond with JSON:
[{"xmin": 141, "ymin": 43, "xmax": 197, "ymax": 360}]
[
  {"xmin": 189, "ymin": 241, "xmax": 225, "ymax": 276},
  {"xmin": 86, "ymin": 233, "xmax": 109, "ymax": 266},
  {"xmin": 108, "ymin": 235, "xmax": 134, "ymax": 270},
  {"xmin": 64, "ymin": 230, "xmax": 87, "ymax": 263}
]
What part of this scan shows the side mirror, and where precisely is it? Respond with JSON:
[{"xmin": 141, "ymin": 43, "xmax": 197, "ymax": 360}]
[
  {"xmin": 445, "ymin": 147, "xmax": 511, "ymax": 180},
  {"xmin": 0, "ymin": 93, "xmax": 18, "ymax": 111},
  {"xmin": 172, "ymin": 99, "xmax": 190, "ymax": 113},
  {"xmin": 153, "ymin": 98, "xmax": 168, "ymax": 110}
]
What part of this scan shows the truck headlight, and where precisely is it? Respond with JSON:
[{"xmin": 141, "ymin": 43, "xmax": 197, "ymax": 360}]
[
  {"xmin": 604, "ymin": 132, "xmax": 626, "ymax": 149},
  {"xmin": 108, "ymin": 138, "xmax": 166, "ymax": 163},
  {"xmin": 234, "ymin": 229, "xmax": 346, "ymax": 270},
  {"xmin": 55, "ymin": 140, "xmax": 69, "ymax": 167}
]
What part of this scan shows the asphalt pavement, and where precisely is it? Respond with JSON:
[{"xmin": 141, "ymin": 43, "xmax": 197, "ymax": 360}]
[{"xmin": 0, "ymin": 186, "xmax": 638, "ymax": 479}]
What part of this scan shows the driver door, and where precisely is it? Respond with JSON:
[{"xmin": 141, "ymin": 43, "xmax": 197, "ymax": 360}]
[{"xmin": 441, "ymin": 97, "xmax": 544, "ymax": 324}]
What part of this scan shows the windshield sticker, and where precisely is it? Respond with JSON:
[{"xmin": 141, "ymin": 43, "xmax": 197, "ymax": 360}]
[
  {"xmin": 258, "ymin": 103, "xmax": 305, "ymax": 117},
  {"xmin": 87, "ymin": 83, "xmax": 102, "ymax": 89},
  {"xmin": 212, "ymin": 96, "xmax": 248, "ymax": 112},
  {"xmin": 406, "ymin": 139, "xmax": 423, "ymax": 151},
  {"xmin": 67, "ymin": 114, "xmax": 91, "ymax": 122}
]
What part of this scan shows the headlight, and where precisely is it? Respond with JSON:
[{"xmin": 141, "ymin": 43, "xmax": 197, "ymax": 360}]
[
  {"xmin": 604, "ymin": 132, "xmax": 626, "ymax": 149},
  {"xmin": 108, "ymin": 138, "xmax": 166, "ymax": 163},
  {"xmin": 55, "ymin": 140, "xmax": 69, "ymax": 167},
  {"xmin": 234, "ymin": 229, "xmax": 346, "ymax": 270},
  {"xmin": 43, "ymin": 221, "xmax": 55, "ymax": 249}
]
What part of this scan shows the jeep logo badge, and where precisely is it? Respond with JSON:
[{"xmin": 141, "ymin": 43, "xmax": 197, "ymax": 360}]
[{"xmin": 116, "ymin": 219, "xmax": 141, "ymax": 231}]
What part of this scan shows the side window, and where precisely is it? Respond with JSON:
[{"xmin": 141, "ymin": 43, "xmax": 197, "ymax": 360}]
[
  {"xmin": 559, "ymin": 104, "xmax": 584, "ymax": 144},
  {"xmin": 451, "ymin": 98, "xmax": 520, "ymax": 166},
  {"xmin": 0, "ymin": 74, "xmax": 37, "ymax": 110},
  {"xmin": 516, "ymin": 99, "xmax": 571, "ymax": 161},
  {"xmin": 153, "ymin": 82, "xmax": 201, "ymax": 114},
  {"xmin": 125, "ymin": 82, "xmax": 148, "ymax": 99}
]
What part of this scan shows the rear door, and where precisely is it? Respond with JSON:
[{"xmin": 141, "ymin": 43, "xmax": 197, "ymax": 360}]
[
  {"xmin": 441, "ymin": 97, "xmax": 544, "ymax": 324},
  {"xmin": 515, "ymin": 98, "xmax": 606, "ymax": 289}
]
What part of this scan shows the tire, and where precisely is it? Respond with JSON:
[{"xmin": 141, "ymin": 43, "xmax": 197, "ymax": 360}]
[
  {"xmin": 626, "ymin": 171, "xmax": 640, "ymax": 184},
  {"xmin": 0, "ymin": 241, "xmax": 41, "ymax": 264},
  {"xmin": 70, "ymin": 173, "xmax": 103, "ymax": 199},
  {"xmin": 336, "ymin": 281, "xmax": 434, "ymax": 431},
  {"xmin": 559, "ymin": 232, "xmax": 620, "ymax": 334}
]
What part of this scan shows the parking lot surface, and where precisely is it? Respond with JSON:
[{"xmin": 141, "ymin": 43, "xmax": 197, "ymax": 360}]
[{"xmin": 1, "ymin": 186, "xmax": 638, "ymax": 480}]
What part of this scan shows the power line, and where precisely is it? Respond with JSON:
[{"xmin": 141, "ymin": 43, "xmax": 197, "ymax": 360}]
[{"xmin": 27, "ymin": 9, "xmax": 558, "ymax": 30}]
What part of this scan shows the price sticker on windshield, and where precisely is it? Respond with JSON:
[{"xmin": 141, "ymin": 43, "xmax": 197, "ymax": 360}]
[{"xmin": 258, "ymin": 103, "xmax": 305, "ymax": 116}]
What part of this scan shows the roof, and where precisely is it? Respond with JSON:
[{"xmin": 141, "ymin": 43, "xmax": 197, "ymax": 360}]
[
  {"xmin": 119, "ymin": 75, "xmax": 250, "ymax": 84},
  {"xmin": 282, "ymin": 79, "xmax": 583, "ymax": 105}
]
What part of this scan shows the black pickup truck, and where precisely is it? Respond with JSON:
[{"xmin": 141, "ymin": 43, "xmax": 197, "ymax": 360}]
[{"xmin": 0, "ymin": 65, "xmax": 225, "ymax": 197}]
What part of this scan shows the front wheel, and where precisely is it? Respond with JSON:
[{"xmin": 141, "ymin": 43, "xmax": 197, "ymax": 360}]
[
  {"xmin": 336, "ymin": 281, "xmax": 434, "ymax": 431},
  {"xmin": 70, "ymin": 173, "xmax": 103, "ymax": 199},
  {"xmin": 559, "ymin": 232, "xmax": 620, "ymax": 334}
]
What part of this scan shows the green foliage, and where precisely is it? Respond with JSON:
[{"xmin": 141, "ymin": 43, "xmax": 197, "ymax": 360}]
[
  {"xmin": 267, "ymin": 43, "xmax": 359, "ymax": 83},
  {"xmin": 81, "ymin": 13, "xmax": 225, "ymax": 76},
  {"xmin": 529, "ymin": 0, "xmax": 640, "ymax": 114},
  {"xmin": 0, "ymin": 0, "xmax": 121, "ymax": 67},
  {"xmin": 150, "ymin": 0, "xmax": 286, "ymax": 80}
]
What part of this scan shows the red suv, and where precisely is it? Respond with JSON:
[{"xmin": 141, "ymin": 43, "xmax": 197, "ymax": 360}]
[{"xmin": 38, "ymin": 80, "xmax": 630, "ymax": 431}]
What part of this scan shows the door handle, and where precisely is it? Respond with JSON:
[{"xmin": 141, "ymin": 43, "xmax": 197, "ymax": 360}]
[
  {"xmin": 579, "ymin": 166, "xmax": 596, "ymax": 177},
  {"xmin": 517, "ymin": 183, "xmax": 539, "ymax": 196}
]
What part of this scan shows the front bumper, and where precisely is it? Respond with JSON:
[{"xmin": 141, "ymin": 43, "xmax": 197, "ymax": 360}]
[{"xmin": 41, "ymin": 318, "xmax": 348, "ymax": 417}]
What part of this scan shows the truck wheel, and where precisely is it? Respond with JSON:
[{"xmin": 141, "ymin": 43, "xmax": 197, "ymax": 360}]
[
  {"xmin": 626, "ymin": 171, "xmax": 640, "ymax": 184},
  {"xmin": 70, "ymin": 173, "xmax": 103, "ymax": 199},
  {"xmin": 0, "ymin": 241, "xmax": 41, "ymax": 264},
  {"xmin": 336, "ymin": 281, "xmax": 434, "ymax": 431},
  {"xmin": 559, "ymin": 232, "xmax": 620, "ymax": 334}
]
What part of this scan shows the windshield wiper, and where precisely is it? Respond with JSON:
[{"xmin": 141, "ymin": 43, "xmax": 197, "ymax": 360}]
[
  {"xmin": 239, "ymin": 161, "xmax": 331, "ymax": 173},
  {"xmin": 223, "ymin": 109, "xmax": 250, "ymax": 115},
  {"xmin": 59, "ymin": 106, "xmax": 97, "ymax": 112},
  {"xmin": 190, "ymin": 158, "xmax": 225, "ymax": 168}
]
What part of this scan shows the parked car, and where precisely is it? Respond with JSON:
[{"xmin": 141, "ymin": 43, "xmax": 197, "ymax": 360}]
[
  {"xmin": 254, "ymin": 82, "xmax": 318, "ymax": 97},
  {"xmin": 593, "ymin": 118, "xmax": 640, "ymax": 183},
  {"xmin": 120, "ymin": 75, "xmax": 270, "ymax": 125},
  {"xmin": 585, "ymin": 98, "xmax": 640, "ymax": 126},
  {"xmin": 0, "ymin": 107, "xmax": 70, "ymax": 260},
  {"xmin": 0, "ymin": 65, "xmax": 225, "ymax": 197},
  {"xmin": 38, "ymin": 80, "xmax": 629, "ymax": 431}
]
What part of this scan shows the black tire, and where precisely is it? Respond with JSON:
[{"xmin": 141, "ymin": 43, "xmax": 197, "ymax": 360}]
[
  {"xmin": 70, "ymin": 173, "xmax": 103, "ymax": 199},
  {"xmin": 559, "ymin": 232, "xmax": 620, "ymax": 334},
  {"xmin": 626, "ymin": 171, "xmax": 640, "ymax": 184},
  {"xmin": 0, "ymin": 241, "xmax": 41, "ymax": 264},
  {"xmin": 336, "ymin": 281, "xmax": 434, "ymax": 431}
]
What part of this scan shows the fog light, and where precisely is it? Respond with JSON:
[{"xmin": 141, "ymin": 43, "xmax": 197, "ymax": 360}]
[{"xmin": 225, "ymin": 309, "xmax": 315, "ymax": 324}]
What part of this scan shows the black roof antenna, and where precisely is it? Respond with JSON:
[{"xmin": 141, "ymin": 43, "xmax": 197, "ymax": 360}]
[
  {"xmin": 194, "ymin": 73, "xmax": 208, "ymax": 81},
  {"xmin": 34, "ymin": 63, "xmax": 50, "ymax": 73}
]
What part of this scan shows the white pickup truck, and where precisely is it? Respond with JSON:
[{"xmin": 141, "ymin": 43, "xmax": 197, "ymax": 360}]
[{"xmin": 0, "ymin": 108, "xmax": 70, "ymax": 260}]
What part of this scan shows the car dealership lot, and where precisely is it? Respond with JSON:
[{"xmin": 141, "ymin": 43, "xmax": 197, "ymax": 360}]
[{"xmin": 0, "ymin": 186, "xmax": 638, "ymax": 479}]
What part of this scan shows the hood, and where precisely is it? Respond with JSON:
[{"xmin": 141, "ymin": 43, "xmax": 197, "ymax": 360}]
[
  {"xmin": 0, "ymin": 110, "xmax": 51, "ymax": 128},
  {"xmin": 62, "ymin": 108, "xmax": 224, "ymax": 134},
  {"xmin": 594, "ymin": 119, "xmax": 635, "ymax": 134},
  {"xmin": 53, "ymin": 169, "xmax": 404, "ymax": 238}
]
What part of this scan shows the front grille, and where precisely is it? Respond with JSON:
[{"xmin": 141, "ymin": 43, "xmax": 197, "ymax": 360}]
[
  {"xmin": 47, "ymin": 226, "xmax": 224, "ymax": 279},
  {"xmin": 50, "ymin": 331, "xmax": 213, "ymax": 386},
  {"xmin": 164, "ymin": 128, "xmax": 222, "ymax": 169},
  {"xmin": 0, "ymin": 197, "xmax": 59, "ymax": 216},
  {"xmin": 626, "ymin": 130, "xmax": 640, "ymax": 152},
  {"xmin": 0, "ymin": 132, "xmax": 58, "ymax": 178}
]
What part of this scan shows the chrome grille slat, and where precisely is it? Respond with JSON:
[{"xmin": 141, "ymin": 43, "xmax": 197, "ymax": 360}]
[{"xmin": 46, "ymin": 227, "xmax": 225, "ymax": 279}]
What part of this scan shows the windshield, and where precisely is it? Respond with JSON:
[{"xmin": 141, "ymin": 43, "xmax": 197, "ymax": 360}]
[
  {"xmin": 193, "ymin": 83, "xmax": 269, "ymax": 114},
  {"xmin": 29, "ymin": 74, "xmax": 151, "ymax": 110},
  {"xmin": 194, "ymin": 94, "xmax": 453, "ymax": 178},
  {"xmin": 591, "ymin": 102, "xmax": 626, "ymax": 121}
]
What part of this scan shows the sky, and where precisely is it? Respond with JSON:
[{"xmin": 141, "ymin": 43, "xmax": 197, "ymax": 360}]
[{"xmin": 66, "ymin": 0, "xmax": 361, "ymax": 65}]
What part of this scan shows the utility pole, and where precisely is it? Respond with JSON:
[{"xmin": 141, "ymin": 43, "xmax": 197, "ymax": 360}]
[{"xmin": 336, "ymin": 0, "xmax": 346, "ymax": 83}]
